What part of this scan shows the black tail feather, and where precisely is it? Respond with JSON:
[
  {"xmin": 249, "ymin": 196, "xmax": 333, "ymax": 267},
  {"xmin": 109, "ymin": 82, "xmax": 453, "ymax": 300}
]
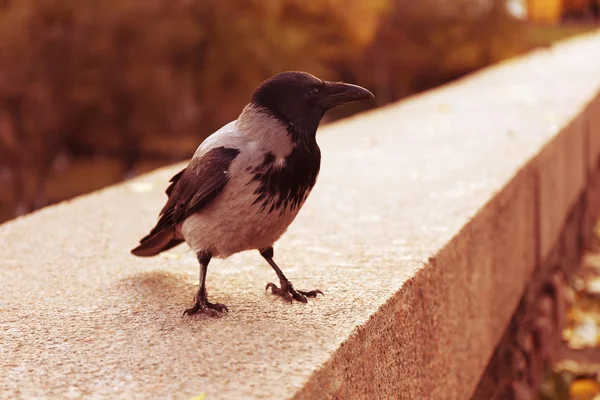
[{"xmin": 131, "ymin": 229, "xmax": 184, "ymax": 257}]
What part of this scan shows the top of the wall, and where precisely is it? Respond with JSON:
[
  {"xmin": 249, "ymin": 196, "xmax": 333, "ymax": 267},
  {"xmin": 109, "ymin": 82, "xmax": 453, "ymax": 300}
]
[{"xmin": 2, "ymin": 31, "xmax": 600, "ymax": 400}]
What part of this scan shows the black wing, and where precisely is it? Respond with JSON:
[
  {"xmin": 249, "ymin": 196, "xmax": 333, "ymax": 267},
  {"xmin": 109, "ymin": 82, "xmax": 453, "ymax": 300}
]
[
  {"xmin": 150, "ymin": 146, "xmax": 240, "ymax": 235},
  {"xmin": 132, "ymin": 146, "xmax": 240, "ymax": 257}
]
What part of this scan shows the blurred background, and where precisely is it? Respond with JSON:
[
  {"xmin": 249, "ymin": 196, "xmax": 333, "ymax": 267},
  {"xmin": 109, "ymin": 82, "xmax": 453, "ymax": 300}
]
[{"xmin": 0, "ymin": 0, "xmax": 598, "ymax": 223}]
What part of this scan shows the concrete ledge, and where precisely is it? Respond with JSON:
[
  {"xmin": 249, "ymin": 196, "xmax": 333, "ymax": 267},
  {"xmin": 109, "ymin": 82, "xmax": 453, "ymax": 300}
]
[
  {"xmin": 589, "ymin": 96, "xmax": 600, "ymax": 172},
  {"xmin": 473, "ymin": 165, "xmax": 600, "ymax": 399},
  {"xmin": 2, "ymin": 32, "xmax": 600, "ymax": 399}
]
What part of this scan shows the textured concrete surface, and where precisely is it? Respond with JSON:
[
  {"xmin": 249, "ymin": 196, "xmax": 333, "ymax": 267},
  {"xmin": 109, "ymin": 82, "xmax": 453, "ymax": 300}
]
[
  {"xmin": 538, "ymin": 113, "xmax": 587, "ymax": 261},
  {"xmin": 474, "ymin": 171, "xmax": 592, "ymax": 399},
  {"xmin": 2, "ymin": 32, "xmax": 600, "ymax": 400},
  {"xmin": 589, "ymin": 95, "xmax": 600, "ymax": 171}
]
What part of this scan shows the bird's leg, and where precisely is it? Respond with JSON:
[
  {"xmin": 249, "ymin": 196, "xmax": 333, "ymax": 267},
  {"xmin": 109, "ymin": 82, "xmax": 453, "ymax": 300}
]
[
  {"xmin": 260, "ymin": 247, "xmax": 323, "ymax": 303},
  {"xmin": 183, "ymin": 250, "xmax": 228, "ymax": 317}
]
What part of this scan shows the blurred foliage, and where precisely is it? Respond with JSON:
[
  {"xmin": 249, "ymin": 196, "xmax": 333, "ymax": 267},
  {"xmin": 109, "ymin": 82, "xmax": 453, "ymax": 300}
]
[
  {"xmin": 343, "ymin": 0, "xmax": 528, "ymax": 108},
  {"xmin": 0, "ymin": 0, "xmax": 388, "ymax": 215},
  {"xmin": 539, "ymin": 229, "xmax": 600, "ymax": 400},
  {"xmin": 0, "ymin": 0, "xmax": 581, "ymax": 220},
  {"xmin": 563, "ymin": 0, "xmax": 600, "ymax": 20}
]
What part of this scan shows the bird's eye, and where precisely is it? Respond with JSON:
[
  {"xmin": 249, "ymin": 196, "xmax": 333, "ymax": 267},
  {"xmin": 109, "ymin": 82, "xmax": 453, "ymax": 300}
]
[{"xmin": 308, "ymin": 87, "xmax": 321, "ymax": 97}]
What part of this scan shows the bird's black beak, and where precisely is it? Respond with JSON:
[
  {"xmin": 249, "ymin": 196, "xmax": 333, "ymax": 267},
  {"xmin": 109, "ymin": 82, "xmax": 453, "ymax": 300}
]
[{"xmin": 319, "ymin": 82, "xmax": 374, "ymax": 110}]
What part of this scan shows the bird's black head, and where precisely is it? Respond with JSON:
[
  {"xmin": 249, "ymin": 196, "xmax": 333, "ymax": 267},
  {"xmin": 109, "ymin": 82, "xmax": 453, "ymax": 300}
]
[{"xmin": 251, "ymin": 71, "xmax": 374, "ymax": 139}]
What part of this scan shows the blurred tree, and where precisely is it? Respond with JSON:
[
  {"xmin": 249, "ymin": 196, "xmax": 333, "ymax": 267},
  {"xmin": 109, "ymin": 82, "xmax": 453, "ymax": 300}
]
[
  {"xmin": 342, "ymin": 0, "xmax": 527, "ymax": 110},
  {"xmin": 0, "ymin": 0, "xmax": 389, "ymax": 217},
  {"xmin": 0, "ymin": 0, "xmax": 531, "ymax": 221}
]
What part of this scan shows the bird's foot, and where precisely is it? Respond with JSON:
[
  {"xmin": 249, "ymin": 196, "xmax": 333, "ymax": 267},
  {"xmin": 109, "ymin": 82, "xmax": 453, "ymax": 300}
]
[
  {"xmin": 265, "ymin": 281, "xmax": 323, "ymax": 303},
  {"xmin": 182, "ymin": 294, "xmax": 228, "ymax": 317}
]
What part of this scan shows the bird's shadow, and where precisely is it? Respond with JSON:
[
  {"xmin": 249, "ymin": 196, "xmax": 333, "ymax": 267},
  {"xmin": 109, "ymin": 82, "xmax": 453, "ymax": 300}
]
[{"xmin": 116, "ymin": 270, "xmax": 198, "ymax": 316}]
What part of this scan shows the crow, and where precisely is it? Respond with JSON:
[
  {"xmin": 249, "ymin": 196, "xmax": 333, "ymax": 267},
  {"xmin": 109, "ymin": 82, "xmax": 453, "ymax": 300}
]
[{"xmin": 132, "ymin": 71, "xmax": 374, "ymax": 316}]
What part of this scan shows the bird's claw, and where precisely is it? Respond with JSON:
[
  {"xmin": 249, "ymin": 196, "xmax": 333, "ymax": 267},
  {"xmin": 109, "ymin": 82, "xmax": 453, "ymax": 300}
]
[
  {"xmin": 265, "ymin": 282, "xmax": 323, "ymax": 303},
  {"xmin": 182, "ymin": 298, "xmax": 228, "ymax": 317}
]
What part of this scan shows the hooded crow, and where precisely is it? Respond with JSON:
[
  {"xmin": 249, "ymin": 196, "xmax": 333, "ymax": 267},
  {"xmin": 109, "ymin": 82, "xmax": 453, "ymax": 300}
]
[{"xmin": 131, "ymin": 71, "xmax": 374, "ymax": 316}]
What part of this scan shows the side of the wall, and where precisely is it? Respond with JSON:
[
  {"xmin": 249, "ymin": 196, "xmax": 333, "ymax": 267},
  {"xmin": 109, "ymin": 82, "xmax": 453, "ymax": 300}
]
[
  {"xmin": 293, "ymin": 55, "xmax": 600, "ymax": 400},
  {"xmin": 472, "ymin": 87, "xmax": 600, "ymax": 399}
]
